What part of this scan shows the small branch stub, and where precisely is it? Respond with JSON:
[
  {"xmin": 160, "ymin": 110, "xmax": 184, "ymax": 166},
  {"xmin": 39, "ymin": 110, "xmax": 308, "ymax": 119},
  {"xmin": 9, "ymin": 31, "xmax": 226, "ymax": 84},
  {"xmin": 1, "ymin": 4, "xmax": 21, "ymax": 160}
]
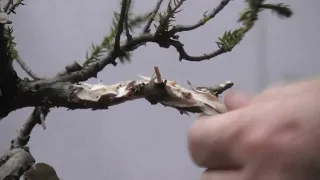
[
  {"xmin": 0, "ymin": 12, "xmax": 10, "ymax": 24},
  {"xmin": 154, "ymin": 66, "xmax": 162, "ymax": 83}
]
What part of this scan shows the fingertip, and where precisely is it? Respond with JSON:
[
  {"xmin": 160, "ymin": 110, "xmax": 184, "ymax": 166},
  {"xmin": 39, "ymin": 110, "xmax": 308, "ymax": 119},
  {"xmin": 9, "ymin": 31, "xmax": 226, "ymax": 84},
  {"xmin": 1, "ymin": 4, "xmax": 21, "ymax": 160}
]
[
  {"xmin": 224, "ymin": 91, "xmax": 252, "ymax": 111},
  {"xmin": 188, "ymin": 116, "xmax": 214, "ymax": 167},
  {"xmin": 188, "ymin": 112, "xmax": 245, "ymax": 169}
]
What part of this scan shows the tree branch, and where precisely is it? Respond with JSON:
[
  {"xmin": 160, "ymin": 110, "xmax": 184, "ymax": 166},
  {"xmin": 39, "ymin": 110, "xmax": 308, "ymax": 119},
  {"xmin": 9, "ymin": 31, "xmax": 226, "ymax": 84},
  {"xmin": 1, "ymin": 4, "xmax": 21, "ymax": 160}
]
[
  {"xmin": 0, "ymin": 1, "xmax": 293, "ymax": 179},
  {"xmin": 49, "ymin": 0, "xmax": 287, "ymax": 84},
  {"xmin": 1, "ymin": 0, "xmax": 24, "ymax": 14},
  {"xmin": 13, "ymin": 67, "xmax": 233, "ymax": 116},
  {"xmin": 0, "ymin": 61, "xmax": 84, "ymax": 179},
  {"xmin": 0, "ymin": 2, "xmax": 37, "ymax": 178},
  {"xmin": 114, "ymin": 0, "xmax": 128, "ymax": 52},
  {"xmin": 3, "ymin": 0, "xmax": 13, "ymax": 12},
  {"xmin": 35, "ymin": 28, "xmax": 237, "ymax": 83},
  {"xmin": 48, "ymin": 0, "xmax": 230, "ymax": 83},
  {"xmin": 0, "ymin": 108, "xmax": 48, "ymax": 179},
  {"xmin": 169, "ymin": 0, "xmax": 231, "ymax": 34},
  {"xmin": 40, "ymin": 28, "xmax": 237, "ymax": 84},
  {"xmin": 15, "ymin": 54, "xmax": 42, "ymax": 80},
  {"xmin": 7, "ymin": 0, "xmax": 25, "ymax": 14},
  {"xmin": 124, "ymin": 0, "xmax": 132, "ymax": 41},
  {"xmin": 45, "ymin": 34, "xmax": 156, "ymax": 83},
  {"xmin": 168, "ymin": 39, "xmax": 229, "ymax": 61},
  {"xmin": 0, "ymin": 147, "xmax": 34, "ymax": 180},
  {"xmin": 11, "ymin": 107, "xmax": 50, "ymax": 149},
  {"xmin": 143, "ymin": 0, "xmax": 164, "ymax": 33}
]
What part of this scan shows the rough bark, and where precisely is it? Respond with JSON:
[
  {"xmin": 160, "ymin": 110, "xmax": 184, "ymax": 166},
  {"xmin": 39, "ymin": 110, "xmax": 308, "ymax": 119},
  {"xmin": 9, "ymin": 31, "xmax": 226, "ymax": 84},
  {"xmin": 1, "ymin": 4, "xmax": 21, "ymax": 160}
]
[{"xmin": 0, "ymin": 148, "xmax": 35, "ymax": 180}]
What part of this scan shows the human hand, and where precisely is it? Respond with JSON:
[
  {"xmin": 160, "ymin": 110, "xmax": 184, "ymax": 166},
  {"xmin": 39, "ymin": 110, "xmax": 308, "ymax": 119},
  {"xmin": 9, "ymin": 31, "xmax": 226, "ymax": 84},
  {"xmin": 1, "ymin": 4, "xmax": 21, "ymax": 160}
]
[{"xmin": 188, "ymin": 79, "xmax": 320, "ymax": 180}]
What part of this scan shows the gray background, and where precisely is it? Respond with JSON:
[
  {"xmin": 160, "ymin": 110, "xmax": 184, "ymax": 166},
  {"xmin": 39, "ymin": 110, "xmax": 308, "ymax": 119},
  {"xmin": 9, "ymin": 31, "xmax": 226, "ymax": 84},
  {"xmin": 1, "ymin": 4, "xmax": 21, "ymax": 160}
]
[{"xmin": 1, "ymin": 0, "xmax": 320, "ymax": 179}]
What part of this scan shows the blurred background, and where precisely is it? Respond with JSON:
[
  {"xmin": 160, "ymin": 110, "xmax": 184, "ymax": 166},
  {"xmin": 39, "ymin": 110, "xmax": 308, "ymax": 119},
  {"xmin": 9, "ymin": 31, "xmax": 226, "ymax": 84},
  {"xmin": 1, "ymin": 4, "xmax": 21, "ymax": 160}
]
[{"xmin": 1, "ymin": 0, "xmax": 320, "ymax": 179}]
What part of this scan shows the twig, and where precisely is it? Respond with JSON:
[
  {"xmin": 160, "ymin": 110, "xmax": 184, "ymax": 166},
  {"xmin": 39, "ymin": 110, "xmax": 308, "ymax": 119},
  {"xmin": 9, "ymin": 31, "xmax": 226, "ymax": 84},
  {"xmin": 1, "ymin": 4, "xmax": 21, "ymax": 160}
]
[
  {"xmin": 153, "ymin": 66, "xmax": 162, "ymax": 83},
  {"xmin": 168, "ymin": 39, "xmax": 228, "ymax": 61},
  {"xmin": 39, "ymin": 108, "xmax": 47, "ymax": 129},
  {"xmin": 33, "ymin": 28, "xmax": 236, "ymax": 84},
  {"xmin": 124, "ymin": 0, "xmax": 132, "ymax": 41},
  {"xmin": 169, "ymin": 0, "xmax": 231, "ymax": 34},
  {"xmin": 42, "ymin": 31, "xmax": 226, "ymax": 83},
  {"xmin": 114, "ymin": 0, "xmax": 129, "ymax": 52},
  {"xmin": 143, "ymin": 0, "xmax": 164, "ymax": 33},
  {"xmin": 44, "ymin": 34, "xmax": 156, "ymax": 83},
  {"xmin": 7, "ymin": 0, "xmax": 25, "ymax": 14},
  {"xmin": 40, "ymin": 1, "xmax": 252, "ymax": 83},
  {"xmin": 156, "ymin": 0, "xmax": 185, "ymax": 34},
  {"xmin": 3, "ymin": 0, "xmax": 13, "ymax": 12},
  {"xmin": 15, "ymin": 54, "xmax": 41, "ymax": 80},
  {"xmin": 171, "ymin": 0, "xmax": 185, "ymax": 13}
]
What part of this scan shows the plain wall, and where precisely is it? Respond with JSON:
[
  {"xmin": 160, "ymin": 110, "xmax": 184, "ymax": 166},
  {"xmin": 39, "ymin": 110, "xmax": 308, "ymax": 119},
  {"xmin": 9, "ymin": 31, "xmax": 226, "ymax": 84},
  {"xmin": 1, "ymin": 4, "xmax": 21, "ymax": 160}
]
[{"xmin": 1, "ymin": 0, "xmax": 319, "ymax": 180}]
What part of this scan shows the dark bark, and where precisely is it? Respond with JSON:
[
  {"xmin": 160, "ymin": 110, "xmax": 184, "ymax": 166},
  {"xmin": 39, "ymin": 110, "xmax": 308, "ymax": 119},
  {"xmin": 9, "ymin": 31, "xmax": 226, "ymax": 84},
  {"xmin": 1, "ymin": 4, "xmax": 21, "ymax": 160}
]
[{"xmin": 0, "ymin": 14, "xmax": 20, "ymax": 119}]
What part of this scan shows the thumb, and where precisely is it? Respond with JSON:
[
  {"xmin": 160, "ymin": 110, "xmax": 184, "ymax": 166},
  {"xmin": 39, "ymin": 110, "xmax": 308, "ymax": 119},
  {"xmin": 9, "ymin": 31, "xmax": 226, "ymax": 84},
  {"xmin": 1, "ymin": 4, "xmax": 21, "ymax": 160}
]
[{"xmin": 224, "ymin": 91, "xmax": 252, "ymax": 111}]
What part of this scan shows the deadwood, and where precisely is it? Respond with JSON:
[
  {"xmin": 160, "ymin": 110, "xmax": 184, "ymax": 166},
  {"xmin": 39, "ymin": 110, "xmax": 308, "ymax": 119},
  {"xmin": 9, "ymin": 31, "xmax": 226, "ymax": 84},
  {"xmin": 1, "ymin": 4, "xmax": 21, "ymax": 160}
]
[
  {"xmin": 12, "ymin": 67, "xmax": 233, "ymax": 115},
  {"xmin": 0, "ymin": 0, "xmax": 293, "ymax": 179}
]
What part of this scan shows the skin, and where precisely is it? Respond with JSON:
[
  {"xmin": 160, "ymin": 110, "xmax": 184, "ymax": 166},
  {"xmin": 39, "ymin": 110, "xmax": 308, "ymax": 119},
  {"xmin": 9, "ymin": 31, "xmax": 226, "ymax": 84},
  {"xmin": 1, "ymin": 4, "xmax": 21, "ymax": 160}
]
[{"xmin": 188, "ymin": 78, "xmax": 320, "ymax": 180}]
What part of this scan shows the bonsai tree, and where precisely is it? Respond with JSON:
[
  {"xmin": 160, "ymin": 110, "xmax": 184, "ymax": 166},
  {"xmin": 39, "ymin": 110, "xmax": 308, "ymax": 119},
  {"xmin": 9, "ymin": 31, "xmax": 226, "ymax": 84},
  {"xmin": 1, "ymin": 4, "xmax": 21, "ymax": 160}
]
[{"xmin": 0, "ymin": 0, "xmax": 292, "ymax": 179}]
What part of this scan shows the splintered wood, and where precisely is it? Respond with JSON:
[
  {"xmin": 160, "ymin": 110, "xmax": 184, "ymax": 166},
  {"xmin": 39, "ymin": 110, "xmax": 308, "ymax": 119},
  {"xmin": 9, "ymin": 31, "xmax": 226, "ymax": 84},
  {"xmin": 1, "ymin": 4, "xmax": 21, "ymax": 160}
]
[{"xmin": 73, "ymin": 66, "xmax": 233, "ymax": 116}]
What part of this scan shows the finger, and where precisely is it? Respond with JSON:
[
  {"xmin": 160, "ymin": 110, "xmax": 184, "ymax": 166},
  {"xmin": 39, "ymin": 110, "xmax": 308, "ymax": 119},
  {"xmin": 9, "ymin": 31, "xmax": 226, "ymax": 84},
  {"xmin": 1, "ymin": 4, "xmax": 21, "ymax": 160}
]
[
  {"xmin": 188, "ymin": 112, "xmax": 246, "ymax": 169},
  {"xmin": 224, "ymin": 91, "xmax": 252, "ymax": 111},
  {"xmin": 200, "ymin": 168, "xmax": 244, "ymax": 180},
  {"xmin": 252, "ymin": 79, "xmax": 320, "ymax": 103}
]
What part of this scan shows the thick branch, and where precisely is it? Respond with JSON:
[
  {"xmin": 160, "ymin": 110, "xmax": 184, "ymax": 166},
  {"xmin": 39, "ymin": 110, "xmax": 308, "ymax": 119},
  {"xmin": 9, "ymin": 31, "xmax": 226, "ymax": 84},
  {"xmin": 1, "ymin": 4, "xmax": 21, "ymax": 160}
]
[
  {"xmin": 14, "ymin": 70, "xmax": 233, "ymax": 116},
  {"xmin": 0, "ymin": 148, "xmax": 35, "ymax": 180},
  {"xmin": 11, "ymin": 107, "xmax": 50, "ymax": 148},
  {"xmin": 14, "ymin": 61, "xmax": 85, "ymax": 134},
  {"xmin": 0, "ymin": 62, "xmax": 83, "ymax": 179}
]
